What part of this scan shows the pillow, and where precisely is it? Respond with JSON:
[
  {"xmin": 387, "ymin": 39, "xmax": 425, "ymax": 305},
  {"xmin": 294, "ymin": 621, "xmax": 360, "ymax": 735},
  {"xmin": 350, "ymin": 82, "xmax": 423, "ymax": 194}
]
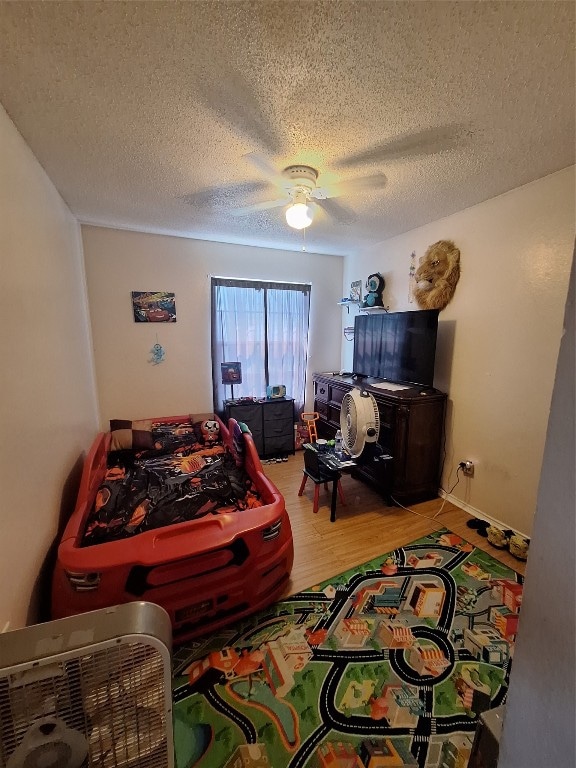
[
  {"xmin": 151, "ymin": 420, "xmax": 200, "ymax": 452},
  {"xmin": 109, "ymin": 419, "xmax": 154, "ymax": 452}
]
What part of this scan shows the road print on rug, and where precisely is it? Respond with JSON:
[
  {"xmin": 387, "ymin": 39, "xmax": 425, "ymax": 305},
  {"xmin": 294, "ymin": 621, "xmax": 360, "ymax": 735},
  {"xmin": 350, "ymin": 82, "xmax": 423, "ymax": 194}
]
[{"xmin": 172, "ymin": 528, "xmax": 522, "ymax": 767}]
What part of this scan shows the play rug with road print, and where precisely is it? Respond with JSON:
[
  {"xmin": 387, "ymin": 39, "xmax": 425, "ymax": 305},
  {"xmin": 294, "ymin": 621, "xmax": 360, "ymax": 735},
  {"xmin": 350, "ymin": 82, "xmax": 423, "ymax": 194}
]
[{"xmin": 171, "ymin": 528, "xmax": 523, "ymax": 767}]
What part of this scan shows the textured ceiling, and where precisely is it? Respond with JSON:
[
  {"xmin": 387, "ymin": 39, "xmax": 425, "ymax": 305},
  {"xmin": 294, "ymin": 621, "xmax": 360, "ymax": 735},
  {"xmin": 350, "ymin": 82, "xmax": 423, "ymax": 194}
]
[{"xmin": 0, "ymin": 1, "xmax": 574, "ymax": 256}]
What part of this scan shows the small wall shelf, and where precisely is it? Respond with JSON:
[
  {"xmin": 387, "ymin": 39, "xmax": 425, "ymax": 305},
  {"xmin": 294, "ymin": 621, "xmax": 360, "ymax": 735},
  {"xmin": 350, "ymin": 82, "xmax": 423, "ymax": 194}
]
[
  {"xmin": 338, "ymin": 299, "xmax": 360, "ymax": 314},
  {"xmin": 339, "ymin": 301, "xmax": 389, "ymax": 314},
  {"xmin": 359, "ymin": 305, "xmax": 389, "ymax": 313}
]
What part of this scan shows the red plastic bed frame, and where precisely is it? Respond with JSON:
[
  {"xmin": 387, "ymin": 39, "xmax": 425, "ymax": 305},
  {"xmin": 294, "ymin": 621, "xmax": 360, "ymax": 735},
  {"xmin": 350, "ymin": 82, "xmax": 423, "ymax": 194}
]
[{"xmin": 51, "ymin": 414, "xmax": 294, "ymax": 644}]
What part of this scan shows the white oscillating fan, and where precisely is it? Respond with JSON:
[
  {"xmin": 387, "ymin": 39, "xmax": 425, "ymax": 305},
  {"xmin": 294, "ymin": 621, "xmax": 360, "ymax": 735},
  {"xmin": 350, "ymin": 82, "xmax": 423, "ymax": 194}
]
[
  {"xmin": 340, "ymin": 388, "xmax": 380, "ymax": 458},
  {"xmin": 0, "ymin": 602, "xmax": 174, "ymax": 768}
]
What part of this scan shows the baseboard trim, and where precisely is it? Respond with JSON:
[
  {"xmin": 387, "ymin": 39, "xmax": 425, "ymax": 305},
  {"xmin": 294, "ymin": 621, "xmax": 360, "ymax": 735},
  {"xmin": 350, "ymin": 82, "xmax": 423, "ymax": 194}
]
[{"xmin": 438, "ymin": 490, "xmax": 530, "ymax": 539}]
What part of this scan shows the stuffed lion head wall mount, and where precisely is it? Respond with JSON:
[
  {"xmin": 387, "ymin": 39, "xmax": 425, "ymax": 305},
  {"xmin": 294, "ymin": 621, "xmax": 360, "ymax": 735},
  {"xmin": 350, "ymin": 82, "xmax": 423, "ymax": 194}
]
[{"xmin": 413, "ymin": 240, "xmax": 461, "ymax": 311}]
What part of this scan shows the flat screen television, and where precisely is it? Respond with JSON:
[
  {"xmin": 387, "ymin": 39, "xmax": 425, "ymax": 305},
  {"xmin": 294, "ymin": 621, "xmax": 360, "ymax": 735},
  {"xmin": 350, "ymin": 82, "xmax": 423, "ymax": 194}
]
[{"xmin": 352, "ymin": 309, "xmax": 439, "ymax": 387}]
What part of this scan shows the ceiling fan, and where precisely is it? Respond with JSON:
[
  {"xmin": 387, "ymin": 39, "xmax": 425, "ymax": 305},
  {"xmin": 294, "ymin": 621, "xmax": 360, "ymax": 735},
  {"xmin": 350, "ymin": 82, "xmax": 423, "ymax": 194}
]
[
  {"xmin": 187, "ymin": 65, "xmax": 469, "ymax": 231},
  {"xmin": 229, "ymin": 153, "xmax": 387, "ymax": 229}
]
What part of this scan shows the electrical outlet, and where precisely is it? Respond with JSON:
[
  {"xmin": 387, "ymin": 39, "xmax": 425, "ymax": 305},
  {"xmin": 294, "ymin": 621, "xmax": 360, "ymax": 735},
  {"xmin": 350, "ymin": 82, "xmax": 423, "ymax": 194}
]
[{"xmin": 460, "ymin": 460, "xmax": 474, "ymax": 477}]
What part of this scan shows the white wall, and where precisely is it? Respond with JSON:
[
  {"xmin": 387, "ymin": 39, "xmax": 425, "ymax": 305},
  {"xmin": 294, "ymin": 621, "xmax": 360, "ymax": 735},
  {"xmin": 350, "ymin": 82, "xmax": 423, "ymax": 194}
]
[
  {"xmin": 498, "ymin": 249, "xmax": 575, "ymax": 768},
  {"xmin": 81, "ymin": 226, "xmax": 343, "ymax": 427},
  {"xmin": 341, "ymin": 168, "xmax": 574, "ymax": 536},
  {"xmin": 0, "ymin": 104, "xmax": 99, "ymax": 629}
]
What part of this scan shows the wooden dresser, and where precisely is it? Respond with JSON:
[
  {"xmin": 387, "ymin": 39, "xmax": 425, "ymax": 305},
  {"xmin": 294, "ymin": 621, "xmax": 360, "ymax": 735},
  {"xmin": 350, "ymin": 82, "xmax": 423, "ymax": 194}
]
[{"xmin": 313, "ymin": 373, "xmax": 446, "ymax": 504}]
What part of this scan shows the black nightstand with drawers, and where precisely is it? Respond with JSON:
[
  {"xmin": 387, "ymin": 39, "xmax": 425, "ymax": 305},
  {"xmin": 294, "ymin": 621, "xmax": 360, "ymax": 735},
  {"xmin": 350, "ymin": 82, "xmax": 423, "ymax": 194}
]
[{"xmin": 224, "ymin": 398, "xmax": 295, "ymax": 458}]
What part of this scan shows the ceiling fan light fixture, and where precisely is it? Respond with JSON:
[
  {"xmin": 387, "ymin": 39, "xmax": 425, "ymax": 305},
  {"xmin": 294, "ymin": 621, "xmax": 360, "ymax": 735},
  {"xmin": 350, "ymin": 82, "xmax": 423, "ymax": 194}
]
[{"xmin": 285, "ymin": 191, "xmax": 314, "ymax": 230}]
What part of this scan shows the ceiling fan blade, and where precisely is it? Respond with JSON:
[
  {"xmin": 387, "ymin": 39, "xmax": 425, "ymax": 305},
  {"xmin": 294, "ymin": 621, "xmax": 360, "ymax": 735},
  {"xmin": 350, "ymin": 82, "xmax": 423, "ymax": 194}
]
[
  {"xmin": 315, "ymin": 197, "xmax": 357, "ymax": 225},
  {"xmin": 180, "ymin": 181, "xmax": 270, "ymax": 209},
  {"xmin": 243, "ymin": 152, "xmax": 280, "ymax": 184},
  {"xmin": 338, "ymin": 173, "xmax": 388, "ymax": 194},
  {"xmin": 318, "ymin": 173, "xmax": 387, "ymax": 199},
  {"xmin": 230, "ymin": 198, "xmax": 290, "ymax": 216},
  {"xmin": 336, "ymin": 125, "xmax": 469, "ymax": 168},
  {"xmin": 196, "ymin": 66, "xmax": 284, "ymax": 156}
]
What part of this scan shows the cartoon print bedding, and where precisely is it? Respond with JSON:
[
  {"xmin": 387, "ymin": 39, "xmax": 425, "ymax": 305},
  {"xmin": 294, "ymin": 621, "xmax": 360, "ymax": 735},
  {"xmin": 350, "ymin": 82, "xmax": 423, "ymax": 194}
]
[{"xmin": 82, "ymin": 419, "xmax": 263, "ymax": 546}]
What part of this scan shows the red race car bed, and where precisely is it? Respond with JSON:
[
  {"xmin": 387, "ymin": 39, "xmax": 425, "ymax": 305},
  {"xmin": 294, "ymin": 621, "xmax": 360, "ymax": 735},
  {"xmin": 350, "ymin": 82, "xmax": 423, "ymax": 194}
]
[{"xmin": 52, "ymin": 414, "xmax": 294, "ymax": 643}]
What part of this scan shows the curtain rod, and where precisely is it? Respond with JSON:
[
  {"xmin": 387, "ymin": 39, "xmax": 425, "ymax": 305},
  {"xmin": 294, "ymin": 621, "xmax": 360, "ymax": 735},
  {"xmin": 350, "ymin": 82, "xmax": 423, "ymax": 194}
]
[{"xmin": 209, "ymin": 274, "xmax": 311, "ymax": 287}]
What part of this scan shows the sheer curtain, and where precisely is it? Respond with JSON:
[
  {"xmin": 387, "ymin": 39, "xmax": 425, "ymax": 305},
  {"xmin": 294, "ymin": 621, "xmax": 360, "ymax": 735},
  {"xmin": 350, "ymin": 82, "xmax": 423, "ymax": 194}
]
[
  {"xmin": 211, "ymin": 278, "xmax": 310, "ymax": 413},
  {"xmin": 266, "ymin": 287, "xmax": 310, "ymax": 411}
]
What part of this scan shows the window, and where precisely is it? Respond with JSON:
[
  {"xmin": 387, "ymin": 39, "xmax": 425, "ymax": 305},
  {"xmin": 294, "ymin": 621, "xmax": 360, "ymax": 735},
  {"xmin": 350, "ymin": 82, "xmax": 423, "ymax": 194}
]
[{"xmin": 211, "ymin": 278, "xmax": 311, "ymax": 413}]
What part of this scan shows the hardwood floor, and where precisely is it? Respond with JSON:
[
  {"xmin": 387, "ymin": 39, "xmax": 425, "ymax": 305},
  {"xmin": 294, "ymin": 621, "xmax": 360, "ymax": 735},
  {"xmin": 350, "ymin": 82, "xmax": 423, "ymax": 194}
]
[{"xmin": 263, "ymin": 452, "xmax": 526, "ymax": 597}]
